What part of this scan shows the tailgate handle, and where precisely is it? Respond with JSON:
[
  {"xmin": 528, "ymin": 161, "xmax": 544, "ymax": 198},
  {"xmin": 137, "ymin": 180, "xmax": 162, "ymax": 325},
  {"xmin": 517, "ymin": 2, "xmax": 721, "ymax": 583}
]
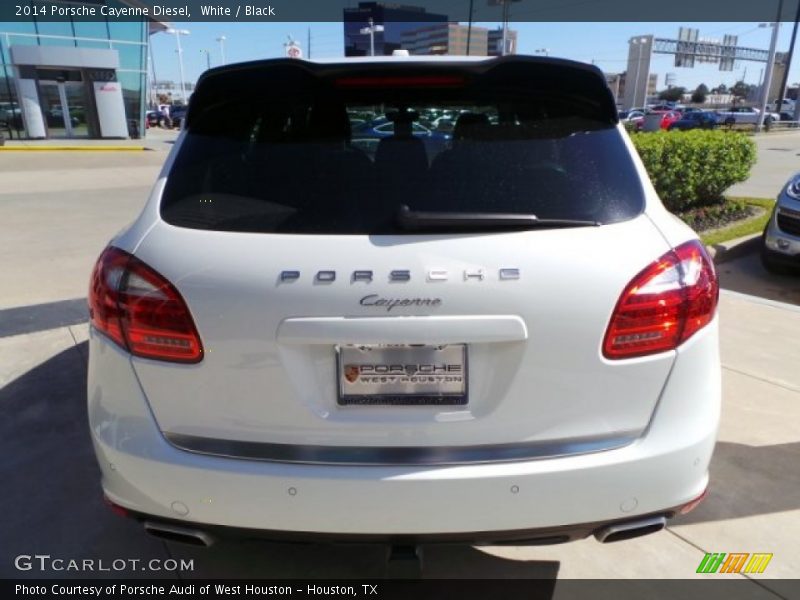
[{"xmin": 277, "ymin": 316, "xmax": 527, "ymax": 345}]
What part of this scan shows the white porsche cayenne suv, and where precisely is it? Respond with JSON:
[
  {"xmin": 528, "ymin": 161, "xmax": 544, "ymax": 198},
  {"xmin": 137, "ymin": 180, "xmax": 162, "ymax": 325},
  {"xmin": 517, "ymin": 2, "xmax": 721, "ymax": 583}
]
[{"xmin": 88, "ymin": 56, "xmax": 720, "ymax": 547}]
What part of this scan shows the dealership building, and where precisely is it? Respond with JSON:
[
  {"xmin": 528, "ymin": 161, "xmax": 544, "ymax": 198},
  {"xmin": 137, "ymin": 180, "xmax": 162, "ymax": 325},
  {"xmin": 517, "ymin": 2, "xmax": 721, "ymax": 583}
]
[
  {"xmin": 344, "ymin": 2, "xmax": 448, "ymax": 57},
  {"xmin": 0, "ymin": 0, "xmax": 165, "ymax": 139}
]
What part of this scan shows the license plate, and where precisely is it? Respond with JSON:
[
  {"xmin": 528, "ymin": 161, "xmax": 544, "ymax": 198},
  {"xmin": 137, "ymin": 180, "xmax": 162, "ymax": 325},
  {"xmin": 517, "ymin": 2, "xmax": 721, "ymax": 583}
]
[{"xmin": 337, "ymin": 344, "xmax": 467, "ymax": 406}]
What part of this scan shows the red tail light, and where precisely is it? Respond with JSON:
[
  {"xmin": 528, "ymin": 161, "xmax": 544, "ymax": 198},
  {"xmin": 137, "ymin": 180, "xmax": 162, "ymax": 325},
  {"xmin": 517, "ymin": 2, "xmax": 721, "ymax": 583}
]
[
  {"xmin": 104, "ymin": 496, "xmax": 131, "ymax": 519},
  {"xmin": 679, "ymin": 486, "xmax": 709, "ymax": 515},
  {"xmin": 88, "ymin": 247, "xmax": 203, "ymax": 363},
  {"xmin": 603, "ymin": 240, "xmax": 718, "ymax": 359}
]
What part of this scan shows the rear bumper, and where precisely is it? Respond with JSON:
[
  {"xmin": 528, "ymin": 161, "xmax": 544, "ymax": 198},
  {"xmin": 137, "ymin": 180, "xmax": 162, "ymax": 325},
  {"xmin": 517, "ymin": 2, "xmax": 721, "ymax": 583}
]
[
  {"xmin": 88, "ymin": 319, "xmax": 720, "ymax": 538},
  {"xmin": 120, "ymin": 506, "xmax": 679, "ymax": 546}
]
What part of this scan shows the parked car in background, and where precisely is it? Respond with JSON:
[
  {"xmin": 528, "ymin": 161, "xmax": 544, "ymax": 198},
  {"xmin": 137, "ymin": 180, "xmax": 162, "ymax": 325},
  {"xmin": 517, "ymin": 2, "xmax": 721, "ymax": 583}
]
[
  {"xmin": 169, "ymin": 106, "xmax": 188, "ymax": 129},
  {"xmin": 716, "ymin": 106, "xmax": 779, "ymax": 127},
  {"xmin": 0, "ymin": 102, "xmax": 23, "ymax": 130},
  {"xmin": 88, "ymin": 55, "xmax": 719, "ymax": 548},
  {"xmin": 769, "ymin": 98, "xmax": 796, "ymax": 114},
  {"xmin": 668, "ymin": 111, "xmax": 720, "ymax": 131},
  {"xmin": 431, "ymin": 116, "xmax": 455, "ymax": 133},
  {"xmin": 648, "ymin": 103, "xmax": 677, "ymax": 112},
  {"xmin": 618, "ymin": 109, "xmax": 647, "ymax": 120},
  {"xmin": 621, "ymin": 110, "xmax": 645, "ymax": 122},
  {"xmin": 633, "ymin": 110, "xmax": 682, "ymax": 131},
  {"xmin": 762, "ymin": 171, "xmax": 800, "ymax": 273},
  {"xmin": 146, "ymin": 110, "xmax": 164, "ymax": 128},
  {"xmin": 351, "ymin": 115, "xmax": 452, "ymax": 159},
  {"xmin": 46, "ymin": 108, "xmax": 80, "ymax": 128}
]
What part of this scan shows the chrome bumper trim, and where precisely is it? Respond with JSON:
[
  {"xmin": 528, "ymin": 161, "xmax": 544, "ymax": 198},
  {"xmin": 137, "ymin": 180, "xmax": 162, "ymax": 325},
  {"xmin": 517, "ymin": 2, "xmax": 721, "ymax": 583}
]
[{"xmin": 163, "ymin": 432, "xmax": 639, "ymax": 466}]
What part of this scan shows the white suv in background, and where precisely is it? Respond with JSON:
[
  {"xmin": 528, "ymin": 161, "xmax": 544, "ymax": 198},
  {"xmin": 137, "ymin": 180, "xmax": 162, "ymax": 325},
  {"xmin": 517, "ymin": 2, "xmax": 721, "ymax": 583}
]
[
  {"xmin": 716, "ymin": 105, "xmax": 780, "ymax": 126},
  {"xmin": 88, "ymin": 56, "xmax": 720, "ymax": 547}
]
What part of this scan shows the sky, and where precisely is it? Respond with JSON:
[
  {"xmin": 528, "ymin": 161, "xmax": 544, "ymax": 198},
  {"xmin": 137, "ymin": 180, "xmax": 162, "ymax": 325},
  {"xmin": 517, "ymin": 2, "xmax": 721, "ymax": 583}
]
[{"xmin": 150, "ymin": 21, "xmax": 800, "ymax": 94}]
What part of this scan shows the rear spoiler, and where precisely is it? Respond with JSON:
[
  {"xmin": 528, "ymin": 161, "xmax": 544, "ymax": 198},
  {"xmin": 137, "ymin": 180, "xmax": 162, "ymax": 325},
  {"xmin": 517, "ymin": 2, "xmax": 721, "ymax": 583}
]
[{"xmin": 186, "ymin": 55, "xmax": 618, "ymax": 130}]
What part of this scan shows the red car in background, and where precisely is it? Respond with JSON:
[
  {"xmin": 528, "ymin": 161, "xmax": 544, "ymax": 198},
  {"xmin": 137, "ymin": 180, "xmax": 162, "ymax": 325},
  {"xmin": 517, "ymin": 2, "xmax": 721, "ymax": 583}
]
[{"xmin": 632, "ymin": 110, "xmax": 682, "ymax": 131}]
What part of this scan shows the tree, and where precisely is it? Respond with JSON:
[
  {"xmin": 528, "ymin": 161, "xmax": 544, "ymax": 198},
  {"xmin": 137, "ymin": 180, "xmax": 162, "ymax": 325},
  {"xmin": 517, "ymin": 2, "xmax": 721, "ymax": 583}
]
[
  {"xmin": 731, "ymin": 80, "xmax": 753, "ymax": 99},
  {"xmin": 658, "ymin": 86, "xmax": 686, "ymax": 102},
  {"xmin": 691, "ymin": 83, "xmax": 709, "ymax": 104}
]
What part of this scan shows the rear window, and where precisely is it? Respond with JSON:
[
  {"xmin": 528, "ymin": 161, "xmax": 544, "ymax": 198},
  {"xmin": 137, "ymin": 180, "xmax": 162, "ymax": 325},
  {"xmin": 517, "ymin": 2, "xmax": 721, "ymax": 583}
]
[{"xmin": 161, "ymin": 60, "xmax": 644, "ymax": 234}]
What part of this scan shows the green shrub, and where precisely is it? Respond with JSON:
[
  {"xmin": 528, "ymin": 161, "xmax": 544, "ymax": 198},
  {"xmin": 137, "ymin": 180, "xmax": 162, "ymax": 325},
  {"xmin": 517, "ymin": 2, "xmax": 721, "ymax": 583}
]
[
  {"xmin": 630, "ymin": 130, "xmax": 756, "ymax": 212},
  {"xmin": 622, "ymin": 120, "xmax": 638, "ymax": 134}
]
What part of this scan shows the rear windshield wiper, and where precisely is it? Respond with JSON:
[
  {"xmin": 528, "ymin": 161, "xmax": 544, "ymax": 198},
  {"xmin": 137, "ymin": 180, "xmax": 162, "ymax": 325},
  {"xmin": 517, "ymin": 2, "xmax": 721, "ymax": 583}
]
[{"xmin": 397, "ymin": 205, "xmax": 600, "ymax": 231}]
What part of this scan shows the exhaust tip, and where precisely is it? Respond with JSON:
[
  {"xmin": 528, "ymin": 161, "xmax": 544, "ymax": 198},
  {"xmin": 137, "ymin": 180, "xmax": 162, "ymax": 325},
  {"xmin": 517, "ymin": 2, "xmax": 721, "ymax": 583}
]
[
  {"xmin": 143, "ymin": 521, "xmax": 215, "ymax": 547},
  {"xmin": 594, "ymin": 516, "xmax": 666, "ymax": 543}
]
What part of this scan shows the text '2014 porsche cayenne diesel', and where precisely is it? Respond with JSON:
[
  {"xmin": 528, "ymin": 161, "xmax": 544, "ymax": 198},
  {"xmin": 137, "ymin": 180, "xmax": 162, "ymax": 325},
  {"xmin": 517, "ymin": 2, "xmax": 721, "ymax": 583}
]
[{"xmin": 88, "ymin": 55, "xmax": 720, "ymax": 546}]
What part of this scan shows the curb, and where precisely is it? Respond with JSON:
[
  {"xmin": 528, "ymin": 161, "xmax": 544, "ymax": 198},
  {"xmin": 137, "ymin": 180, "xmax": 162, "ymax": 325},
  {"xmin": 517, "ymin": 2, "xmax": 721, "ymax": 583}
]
[
  {"xmin": 0, "ymin": 146, "xmax": 148, "ymax": 151},
  {"xmin": 706, "ymin": 232, "xmax": 761, "ymax": 264}
]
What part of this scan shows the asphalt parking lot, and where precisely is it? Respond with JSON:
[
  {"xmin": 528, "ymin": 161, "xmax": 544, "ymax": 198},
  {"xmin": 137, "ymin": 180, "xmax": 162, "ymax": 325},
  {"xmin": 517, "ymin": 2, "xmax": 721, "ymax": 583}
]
[{"xmin": 0, "ymin": 131, "xmax": 798, "ymax": 595}]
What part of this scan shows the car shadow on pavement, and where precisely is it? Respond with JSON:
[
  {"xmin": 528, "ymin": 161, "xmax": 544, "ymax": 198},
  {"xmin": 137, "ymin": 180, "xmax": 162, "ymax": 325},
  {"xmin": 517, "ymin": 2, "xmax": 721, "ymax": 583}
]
[
  {"xmin": 0, "ymin": 341, "xmax": 170, "ymax": 579},
  {"xmin": 167, "ymin": 539, "xmax": 560, "ymax": 580},
  {"xmin": 717, "ymin": 252, "xmax": 800, "ymax": 305},
  {"xmin": 0, "ymin": 342, "xmax": 796, "ymax": 580},
  {"xmin": 672, "ymin": 438, "xmax": 800, "ymax": 526}
]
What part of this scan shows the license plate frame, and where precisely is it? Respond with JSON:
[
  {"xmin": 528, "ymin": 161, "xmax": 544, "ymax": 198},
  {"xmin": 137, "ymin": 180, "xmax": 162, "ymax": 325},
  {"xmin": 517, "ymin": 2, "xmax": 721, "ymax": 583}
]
[{"xmin": 336, "ymin": 344, "xmax": 468, "ymax": 406}]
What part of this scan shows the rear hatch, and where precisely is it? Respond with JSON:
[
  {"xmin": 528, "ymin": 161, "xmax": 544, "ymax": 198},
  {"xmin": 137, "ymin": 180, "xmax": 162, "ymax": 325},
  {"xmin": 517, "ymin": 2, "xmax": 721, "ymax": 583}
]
[{"xmin": 129, "ymin": 57, "xmax": 677, "ymax": 461}]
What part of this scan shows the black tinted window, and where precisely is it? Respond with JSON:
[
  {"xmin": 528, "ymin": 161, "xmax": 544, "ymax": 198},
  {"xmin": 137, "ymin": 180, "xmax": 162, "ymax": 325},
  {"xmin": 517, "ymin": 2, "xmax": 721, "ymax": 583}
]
[{"xmin": 161, "ymin": 61, "xmax": 644, "ymax": 234}]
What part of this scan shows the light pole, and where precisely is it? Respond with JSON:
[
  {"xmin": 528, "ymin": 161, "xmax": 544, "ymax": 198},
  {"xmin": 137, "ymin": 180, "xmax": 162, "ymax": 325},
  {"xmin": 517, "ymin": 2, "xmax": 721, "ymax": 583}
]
[
  {"xmin": 492, "ymin": 0, "xmax": 520, "ymax": 56},
  {"xmin": 466, "ymin": 0, "xmax": 474, "ymax": 55},
  {"xmin": 757, "ymin": 10, "xmax": 782, "ymax": 132},
  {"xmin": 148, "ymin": 38, "xmax": 159, "ymax": 107},
  {"xmin": 501, "ymin": 0, "xmax": 509, "ymax": 56},
  {"xmin": 630, "ymin": 37, "xmax": 649, "ymax": 110},
  {"xmin": 216, "ymin": 36, "xmax": 227, "ymax": 65},
  {"xmin": 201, "ymin": 49, "xmax": 211, "ymax": 70},
  {"xmin": 166, "ymin": 28, "xmax": 190, "ymax": 105},
  {"xmin": 360, "ymin": 18, "xmax": 384, "ymax": 57},
  {"xmin": 778, "ymin": 0, "xmax": 800, "ymax": 113}
]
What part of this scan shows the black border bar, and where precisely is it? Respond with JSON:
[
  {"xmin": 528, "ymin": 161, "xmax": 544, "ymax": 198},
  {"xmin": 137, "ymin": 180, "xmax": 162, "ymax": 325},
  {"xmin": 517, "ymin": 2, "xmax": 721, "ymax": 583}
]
[
  {"xmin": 4, "ymin": 0, "xmax": 800, "ymax": 22},
  {"xmin": 3, "ymin": 579, "xmax": 797, "ymax": 600}
]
